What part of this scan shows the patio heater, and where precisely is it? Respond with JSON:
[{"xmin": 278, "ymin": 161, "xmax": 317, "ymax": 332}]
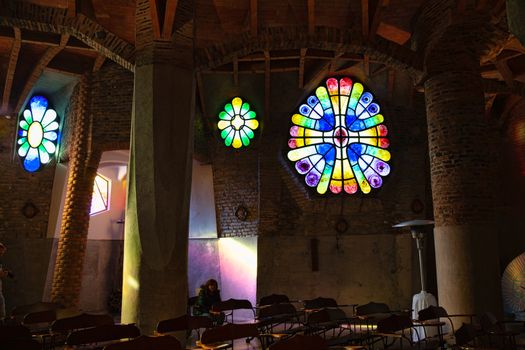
[{"xmin": 393, "ymin": 219, "xmax": 436, "ymax": 340}]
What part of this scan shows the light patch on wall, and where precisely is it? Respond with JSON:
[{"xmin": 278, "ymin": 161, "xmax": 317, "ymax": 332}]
[
  {"xmin": 218, "ymin": 237, "xmax": 257, "ymax": 322},
  {"xmin": 126, "ymin": 275, "xmax": 140, "ymax": 290}
]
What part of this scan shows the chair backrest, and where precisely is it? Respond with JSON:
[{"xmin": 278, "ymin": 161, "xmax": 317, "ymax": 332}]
[
  {"xmin": 377, "ymin": 314, "xmax": 413, "ymax": 333},
  {"xmin": 258, "ymin": 303, "xmax": 297, "ymax": 319},
  {"xmin": 269, "ymin": 334, "xmax": 329, "ymax": 350},
  {"xmin": 0, "ymin": 324, "xmax": 32, "ymax": 341},
  {"xmin": 259, "ymin": 294, "xmax": 290, "ymax": 307},
  {"xmin": 200, "ymin": 323, "xmax": 259, "ymax": 344},
  {"xmin": 1, "ymin": 338, "xmax": 41, "ymax": 350},
  {"xmin": 303, "ymin": 297, "xmax": 338, "ymax": 310},
  {"xmin": 418, "ymin": 305, "xmax": 448, "ymax": 321},
  {"xmin": 103, "ymin": 335, "xmax": 182, "ymax": 350},
  {"xmin": 156, "ymin": 314, "xmax": 212, "ymax": 334},
  {"xmin": 455, "ymin": 322, "xmax": 478, "ymax": 346},
  {"xmin": 22, "ymin": 309, "xmax": 57, "ymax": 325},
  {"xmin": 356, "ymin": 302, "xmax": 390, "ymax": 316},
  {"xmin": 211, "ymin": 298, "xmax": 253, "ymax": 312},
  {"xmin": 51, "ymin": 313, "xmax": 114, "ymax": 333},
  {"xmin": 11, "ymin": 302, "xmax": 62, "ymax": 318},
  {"xmin": 66, "ymin": 324, "xmax": 140, "ymax": 346},
  {"xmin": 480, "ymin": 312, "xmax": 501, "ymax": 332}
]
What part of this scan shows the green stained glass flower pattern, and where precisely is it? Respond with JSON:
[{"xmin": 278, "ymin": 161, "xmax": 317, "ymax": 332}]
[
  {"xmin": 217, "ymin": 97, "xmax": 259, "ymax": 148},
  {"xmin": 17, "ymin": 96, "xmax": 60, "ymax": 172}
]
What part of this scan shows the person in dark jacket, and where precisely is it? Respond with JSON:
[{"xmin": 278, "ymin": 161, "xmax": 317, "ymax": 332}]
[{"xmin": 193, "ymin": 279, "xmax": 224, "ymax": 325}]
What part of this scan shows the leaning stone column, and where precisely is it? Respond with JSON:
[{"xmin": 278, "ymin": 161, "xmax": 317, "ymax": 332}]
[
  {"xmin": 423, "ymin": 27, "xmax": 502, "ymax": 317},
  {"xmin": 51, "ymin": 75, "xmax": 101, "ymax": 307},
  {"xmin": 121, "ymin": 0, "xmax": 194, "ymax": 333}
]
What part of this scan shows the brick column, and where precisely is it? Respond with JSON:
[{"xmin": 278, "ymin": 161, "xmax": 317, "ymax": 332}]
[
  {"xmin": 51, "ymin": 75, "xmax": 101, "ymax": 307},
  {"xmin": 424, "ymin": 38, "xmax": 502, "ymax": 316},
  {"xmin": 121, "ymin": 0, "xmax": 194, "ymax": 333}
]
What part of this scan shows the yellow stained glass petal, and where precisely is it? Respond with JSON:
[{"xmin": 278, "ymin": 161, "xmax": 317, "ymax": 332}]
[
  {"xmin": 245, "ymin": 119, "xmax": 259, "ymax": 130},
  {"xmin": 218, "ymin": 120, "xmax": 230, "ymax": 130}
]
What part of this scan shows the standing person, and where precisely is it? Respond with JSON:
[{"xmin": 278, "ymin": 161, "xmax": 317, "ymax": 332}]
[
  {"xmin": 0, "ymin": 243, "xmax": 8, "ymax": 319},
  {"xmin": 193, "ymin": 279, "xmax": 224, "ymax": 325}
]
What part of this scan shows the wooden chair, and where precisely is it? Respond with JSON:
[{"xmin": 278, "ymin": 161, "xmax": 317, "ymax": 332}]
[
  {"xmin": 303, "ymin": 297, "xmax": 338, "ymax": 311},
  {"xmin": 48, "ymin": 312, "xmax": 115, "ymax": 349},
  {"xmin": 269, "ymin": 334, "xmax": 329, "ymax": 350},
  {"xmin": 0, "ymin": 324, "xmax": 41, "ymax": 350},
  {"xmin": 22, "ymin": 309, "xmax": 57, "ymax": 329},
  {"xmin": 211, "ymin": 298, "xmax": 255, "ymax": 323},
  {"xmin": 479, "ymin": 312, "xmax": 521, "ymax": 349},
  {"xmin": 156, "ymin": 314, "xmax": 213, "ymax": 340},
  {"xmin": 376, "ymin": 313, "xmax": 440, "ymax": 349},
  {"xmin": 10, "ymin": 301, "xmax": 62, "ymax": 321},
  {"xmin": 197, "ymin": 323, "xmax": 265, "ymax": 349},
  {"xmin": 65, "ymin": 324, "xmax": 140, "ymax": 348},
  {"xmin": 259, "ymin": 294, "xmax": 290, "ymax": 307},
  {"xmin": 103, "ymin": 335, "xmax": 182, "ymax": 350}
]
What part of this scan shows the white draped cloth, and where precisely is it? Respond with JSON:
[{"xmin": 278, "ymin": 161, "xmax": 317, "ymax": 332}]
[{"xmin": 412, "ymin": 291, "xmax": 437, "ymax": 342}]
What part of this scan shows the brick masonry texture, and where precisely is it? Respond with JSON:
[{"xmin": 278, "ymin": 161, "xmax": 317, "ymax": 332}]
[{"xmin": 51, "ymin": 64, "xmax": 132, "ymax": 307}]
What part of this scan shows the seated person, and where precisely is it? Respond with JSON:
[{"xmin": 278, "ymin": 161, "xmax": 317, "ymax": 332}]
[{"xmin": 193, "ymin": 279, "xmax": 225, "ymax": 325}]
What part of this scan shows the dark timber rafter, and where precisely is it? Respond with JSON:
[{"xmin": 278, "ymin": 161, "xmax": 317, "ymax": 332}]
[
  {"xmin": 1, "ymin": 26, "xmax": 20, "ymax": 114},
  {"xmin": 162, "ymin": 0, "xmax": 178, "ymax": 40},
  {"xmin": 307, "ymin": 0, "xmax": 315, "ymax": 35},
  {"xmin": 0, "ymin": 0, "xmax": 135, "ymax": 71},
  {"xmin": 15, "ymin": 34, "xmax": 70, "ymax": 113},
  {"xmin": 251, "ymin": 0, "xmax": 258, "ymax": 37}
]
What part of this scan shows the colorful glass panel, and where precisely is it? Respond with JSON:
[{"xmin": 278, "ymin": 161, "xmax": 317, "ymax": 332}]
[
  {"xmin": 17, "ymin": 96, "xmax": 60, "ymax": 172},
  {"xmin": 287, "ymin": 77, "xmax": 391, "ymax": 195},
  {"xmin": 217, "ymin": 97, "xmax": 259, "ymax": 148},
  {"xmin": 90, "ymin": 173, "xmax": 111, "ymax": 216}
]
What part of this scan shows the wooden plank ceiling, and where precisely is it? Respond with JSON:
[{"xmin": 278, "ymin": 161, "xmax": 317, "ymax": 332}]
[{"xmin": 0, "ymin": 0, "xmax": 524, "ymax": 117}]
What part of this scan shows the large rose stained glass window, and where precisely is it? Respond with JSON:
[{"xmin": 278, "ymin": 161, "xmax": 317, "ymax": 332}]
[
  {"xmin": 287, "ymin": 77, "xmax": 391, "ymax": 195},
  {"xmin": 17, "ymin": 96, "xmax": 60, "ymax": 172}
]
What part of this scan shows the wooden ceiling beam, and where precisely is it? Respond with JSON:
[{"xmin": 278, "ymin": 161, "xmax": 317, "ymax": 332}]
[
  {"xmin": 233, "ymin": 55, "xmax": 238, "ymax": 86},
  {"xmin": 92, "ymin": 54, "xmax": 105, "ymax": 72},
  {"xmin": 196, "ymin": 72, "xmax": 208, "ymax": 118},
  {"xmin": 264, "ymin": 50, "xmax": 270, "ymax": 118},
  {"xmin": 298, "ymin": 48, "xmax": 306, "ymax": 88},
  {"xmin": 250, "ymin": 0, "xmax": 258, "ymax": 37},
  {"xmin": 361, "ymin": 0, "xmax": 369, "ymax": 41},
  {"xmin": 149, "ymin": 0, "xmax": 162, "ymax": 40},
  {"xmin": 15, "ymin": 34, "xmax": 70, "ymax": 113},
  {"xmin": 369, "ymin": 0, "xmax": 389, "ymax": 42},
  {"xmin": 162, "ymin": 0, "xmax": 178, "ymax": 40},
  {"xmin": 0, "ymin": 30, "xmax": 95, "ymax": 52},
  {"xmin": 363, "ymin": 54, "xmax": 370, "ymax": 76},
  {"xmin": 387, "ymin": 69, "xmax": 395, "ymax": 100},
  {"xmin": 67, "ymin": 0, "xmax": 76, "ymax": 17},
  {"xmin": 495, "ymin": 60, "xmax": 515, "ymax": 87},
  {"xmin": 307, "ymin": 0, "xmax": 315, "ymax": 35},
  {"xmin": 1, "ymin": 27, "xmax": 21, "ymax": 114},
  {"xmin": 0, "ymin": 0, "xmax": 135, "ymax": 71}
]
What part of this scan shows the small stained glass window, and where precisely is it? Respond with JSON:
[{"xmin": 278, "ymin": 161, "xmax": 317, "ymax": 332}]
[
  {"xmin": 217, "ymin": 97, "xmax": 259, "ymax": 148},
  {"xmin": 90, "ymin": 173, "xmax": 111, "ymax": 216},
  {"xmin": 287, "ymin": 77, "xmax": 391, "ymax": 195},
  {"xmin": 17, "ymin": 96, "xmax": 60, "ymax": 172}
]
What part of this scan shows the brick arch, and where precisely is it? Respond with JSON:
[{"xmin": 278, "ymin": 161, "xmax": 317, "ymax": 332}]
[{"xmin": 195, "ymin": 26, "xmax": 423, "ymax": 80}]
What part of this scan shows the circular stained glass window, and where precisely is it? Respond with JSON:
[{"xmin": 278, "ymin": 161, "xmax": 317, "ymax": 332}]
[
  {"xmin": 17, "ymin": 96, "xmax": 60, "ymax": 172},
  {"xmin": 217, "ymin": 97, "xmax": 259, "ymax": 148},
  {"xmin": 287, "ymin": 77, "xmax": 391, "ymax": 195}
]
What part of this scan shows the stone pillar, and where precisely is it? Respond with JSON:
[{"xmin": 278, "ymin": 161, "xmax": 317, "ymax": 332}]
[
  {"xmin": 424, "ymin": 37, "xmax": 502, "ymax": 316},
  {"xmin": 121, "ymin": 0, "xmax": 194, "ymax": 333},
  {"xmin": 51, "ymin": 75, "xmax": 101, "ymax": 307}
]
